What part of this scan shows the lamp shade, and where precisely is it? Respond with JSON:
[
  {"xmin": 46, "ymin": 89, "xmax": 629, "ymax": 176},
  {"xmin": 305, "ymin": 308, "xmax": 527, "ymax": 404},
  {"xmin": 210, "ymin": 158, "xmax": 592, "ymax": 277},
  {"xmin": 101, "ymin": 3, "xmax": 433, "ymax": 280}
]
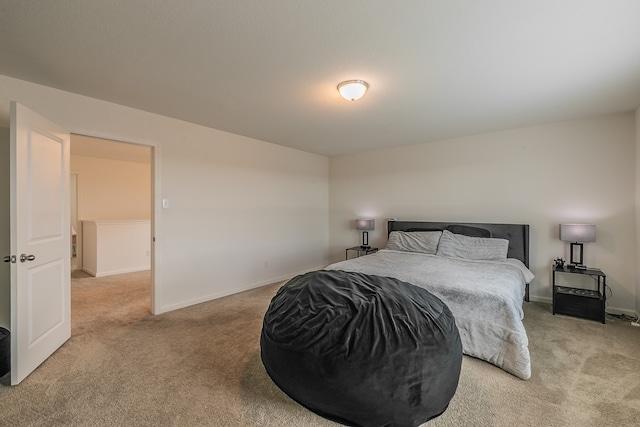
[
  {"xmin": 356, "ymin": 219, "xmax": 375, "ymax": 231},
  {"xmin": 338, "ymin": 80, "xmax": 369, "ymax": 101},
  {"xmin": 559, "ymin": 224, "xmax": 596, "ymax": 242}
]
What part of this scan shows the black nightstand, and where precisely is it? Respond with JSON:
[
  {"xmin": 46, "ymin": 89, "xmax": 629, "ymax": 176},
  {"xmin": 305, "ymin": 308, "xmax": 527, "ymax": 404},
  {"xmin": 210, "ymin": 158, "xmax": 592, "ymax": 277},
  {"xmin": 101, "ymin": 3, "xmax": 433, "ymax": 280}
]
[
  {"xmin": 552, "ymin": 265, "xmax": 606, "ymax": 323},
  {"xmin": 346, "ymin": 246, "xmax": 378, "ymax": 260}
]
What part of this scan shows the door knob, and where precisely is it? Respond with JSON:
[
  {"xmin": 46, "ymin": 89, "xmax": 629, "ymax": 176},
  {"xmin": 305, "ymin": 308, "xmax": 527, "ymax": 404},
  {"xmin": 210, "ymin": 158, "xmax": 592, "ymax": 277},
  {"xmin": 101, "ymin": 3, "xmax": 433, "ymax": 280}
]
[{"xmin": 19, "ymin": 254, "xmax": 36, "ymax": 262}]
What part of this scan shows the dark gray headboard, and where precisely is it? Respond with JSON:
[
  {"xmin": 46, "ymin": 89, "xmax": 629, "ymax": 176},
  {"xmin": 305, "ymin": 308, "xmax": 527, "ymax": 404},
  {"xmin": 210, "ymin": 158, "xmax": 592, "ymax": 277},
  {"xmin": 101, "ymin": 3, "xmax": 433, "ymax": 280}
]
[{"xmin": 387, "ymin": 220, "xmax": 530, "ymax": 268}]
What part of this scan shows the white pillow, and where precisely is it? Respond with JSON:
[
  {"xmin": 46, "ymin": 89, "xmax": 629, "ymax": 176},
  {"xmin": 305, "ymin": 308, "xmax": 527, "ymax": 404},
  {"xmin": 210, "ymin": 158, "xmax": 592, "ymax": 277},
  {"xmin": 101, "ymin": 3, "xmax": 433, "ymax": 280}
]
[
  {"xmin": 386, "ymin": 231, "xmax": 442, "ymax": 255},
  {"xmin": 436, "ymin": 230, "xmax": 509, "ymax": 261}
]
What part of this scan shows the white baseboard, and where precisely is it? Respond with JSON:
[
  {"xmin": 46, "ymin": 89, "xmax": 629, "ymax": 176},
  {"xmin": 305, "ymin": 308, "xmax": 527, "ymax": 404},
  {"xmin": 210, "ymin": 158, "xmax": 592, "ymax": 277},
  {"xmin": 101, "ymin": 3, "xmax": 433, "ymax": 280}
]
[
  {"xmin": 83, "ymin": 266, "xmax": 150, "ymax": 278},
  {"xmin": 155, "ymin": 265, "xmax": 326, "ymax": 315},
  {"xmin": 529, "ymin": 295, "xmax": 551, "ymax": 304}
]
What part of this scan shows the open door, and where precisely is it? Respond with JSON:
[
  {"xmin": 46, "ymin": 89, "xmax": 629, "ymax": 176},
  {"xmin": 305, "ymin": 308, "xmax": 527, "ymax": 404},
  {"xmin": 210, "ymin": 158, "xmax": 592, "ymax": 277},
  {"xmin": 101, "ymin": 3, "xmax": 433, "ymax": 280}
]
[{"xmin": 8, "ymin": 102, "xmax": 71, "ymax": 385}]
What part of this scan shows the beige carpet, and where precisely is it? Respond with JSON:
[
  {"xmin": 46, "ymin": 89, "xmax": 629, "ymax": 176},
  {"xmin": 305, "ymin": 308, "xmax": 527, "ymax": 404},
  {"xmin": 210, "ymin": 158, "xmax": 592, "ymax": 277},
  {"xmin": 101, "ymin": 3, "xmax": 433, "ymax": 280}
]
[{"xmin": 1, "ymin": 270, "xmax": 639, "ymax": 426}]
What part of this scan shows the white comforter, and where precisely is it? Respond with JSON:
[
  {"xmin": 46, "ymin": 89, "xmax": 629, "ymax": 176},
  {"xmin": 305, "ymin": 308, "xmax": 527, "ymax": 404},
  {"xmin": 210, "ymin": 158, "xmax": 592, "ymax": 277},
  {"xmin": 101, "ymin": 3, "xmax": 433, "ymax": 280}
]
[{"xmin": 325, "ymin": 249, "xmax": 533, "ymax": 379}]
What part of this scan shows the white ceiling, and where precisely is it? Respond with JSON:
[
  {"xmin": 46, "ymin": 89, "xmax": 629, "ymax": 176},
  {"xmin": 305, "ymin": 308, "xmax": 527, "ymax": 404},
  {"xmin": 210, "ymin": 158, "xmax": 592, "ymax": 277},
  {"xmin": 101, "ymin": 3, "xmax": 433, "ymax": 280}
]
[{"xmin": 1, "ymin": 1, "xmax": 639, "ymax": 157}]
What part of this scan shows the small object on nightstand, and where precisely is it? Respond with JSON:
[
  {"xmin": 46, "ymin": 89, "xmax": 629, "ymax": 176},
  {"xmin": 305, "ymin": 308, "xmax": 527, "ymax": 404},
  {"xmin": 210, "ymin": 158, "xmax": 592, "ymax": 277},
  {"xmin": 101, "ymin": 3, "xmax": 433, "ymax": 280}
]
[
  {"xmin": 346, "ymin": 246, "xmax": 378, "ymax": 260},
  {"xmin": 553, "ymin": 257, "xmax": 565, "ymax": 268}
]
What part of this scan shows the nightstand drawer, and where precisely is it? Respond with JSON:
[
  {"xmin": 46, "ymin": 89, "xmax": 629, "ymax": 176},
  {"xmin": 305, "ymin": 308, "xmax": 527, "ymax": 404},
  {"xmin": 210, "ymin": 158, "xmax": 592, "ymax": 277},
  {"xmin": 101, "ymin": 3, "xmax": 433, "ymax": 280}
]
[{"xmin": 554, "ymin": 292, "xmax": 602, "ymax": 322}]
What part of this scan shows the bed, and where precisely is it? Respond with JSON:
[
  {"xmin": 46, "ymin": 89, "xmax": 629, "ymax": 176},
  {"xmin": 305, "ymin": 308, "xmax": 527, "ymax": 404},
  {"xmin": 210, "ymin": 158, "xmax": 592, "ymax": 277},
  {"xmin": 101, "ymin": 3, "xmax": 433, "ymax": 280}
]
[{"xmin": 325, "ymin": 220, "xmax": 534, "ymax": 380}]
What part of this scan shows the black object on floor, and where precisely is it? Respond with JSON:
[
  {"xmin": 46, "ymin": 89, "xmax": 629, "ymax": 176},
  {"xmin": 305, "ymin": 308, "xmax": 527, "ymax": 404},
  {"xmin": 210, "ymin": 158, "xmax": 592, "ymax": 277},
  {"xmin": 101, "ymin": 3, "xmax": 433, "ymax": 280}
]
[
  {"xmin": 260, "ymin": 270, "xmax": 462, "ymax": 427},
  {"xmin": 0, "ymin": 327, "xmax": 9, "ymax": 377}
]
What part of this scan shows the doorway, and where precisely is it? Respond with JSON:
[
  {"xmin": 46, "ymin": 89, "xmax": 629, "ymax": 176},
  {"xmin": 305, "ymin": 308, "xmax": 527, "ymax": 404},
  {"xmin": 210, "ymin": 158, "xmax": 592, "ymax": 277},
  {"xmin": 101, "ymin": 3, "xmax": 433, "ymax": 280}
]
[
  {"xmin": 69, "ymin": 134, "xmax": 155, "ymax": 319},
  {"xmin": 5, "ymin": 103, "xmax": 159, "ymax": 384}
]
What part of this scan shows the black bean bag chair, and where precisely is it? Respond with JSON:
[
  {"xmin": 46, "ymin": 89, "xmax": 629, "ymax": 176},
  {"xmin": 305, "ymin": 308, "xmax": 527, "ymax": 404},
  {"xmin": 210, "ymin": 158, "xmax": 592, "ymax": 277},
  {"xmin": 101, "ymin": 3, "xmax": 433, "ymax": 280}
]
[{"xmin": 260, "ymin": 270, "xmax": 462, "ymax": 427}]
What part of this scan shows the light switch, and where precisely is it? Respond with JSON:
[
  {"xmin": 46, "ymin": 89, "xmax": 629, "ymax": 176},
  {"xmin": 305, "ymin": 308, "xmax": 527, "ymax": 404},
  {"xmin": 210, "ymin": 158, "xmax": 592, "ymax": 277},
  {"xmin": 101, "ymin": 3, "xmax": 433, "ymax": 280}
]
[{"xmin": 162, "ymin": 199, "xmax": 170, "ymax": 209}]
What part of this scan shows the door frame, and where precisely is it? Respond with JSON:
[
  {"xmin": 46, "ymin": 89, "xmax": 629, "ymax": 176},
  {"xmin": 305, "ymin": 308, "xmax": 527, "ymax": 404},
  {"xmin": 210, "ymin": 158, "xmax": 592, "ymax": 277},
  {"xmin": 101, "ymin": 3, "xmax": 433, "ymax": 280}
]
[
  {"xmin": 70, "ymin": 172, "xmax": 80, "ymax": 271},
  {"xmin": 70, "ymin": 132, "xmax": 160, "ymax": 314}
]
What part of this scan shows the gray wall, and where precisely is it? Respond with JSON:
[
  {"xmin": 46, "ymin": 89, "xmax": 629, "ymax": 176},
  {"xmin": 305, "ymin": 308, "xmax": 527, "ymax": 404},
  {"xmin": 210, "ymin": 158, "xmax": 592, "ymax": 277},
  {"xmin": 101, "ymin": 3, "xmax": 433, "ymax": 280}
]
[
  {"xmin": 329, "ymin": 113, "xmax": 637, "ymax": 315},
  {"xmin": 0, "ymin": 75, "xmax": 330, "ymax": 315}
]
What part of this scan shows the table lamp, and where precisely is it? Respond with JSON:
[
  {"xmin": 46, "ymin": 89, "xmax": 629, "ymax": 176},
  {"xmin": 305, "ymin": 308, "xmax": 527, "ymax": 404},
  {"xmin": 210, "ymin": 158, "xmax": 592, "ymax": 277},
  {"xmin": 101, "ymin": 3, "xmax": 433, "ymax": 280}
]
[
  {"xmin": 559, "ymin": 223, "xmax": 596, "ymax": 269},
  {"xmin": 356, "ymin": 219, "xmax": 375, "ymax": 249}
]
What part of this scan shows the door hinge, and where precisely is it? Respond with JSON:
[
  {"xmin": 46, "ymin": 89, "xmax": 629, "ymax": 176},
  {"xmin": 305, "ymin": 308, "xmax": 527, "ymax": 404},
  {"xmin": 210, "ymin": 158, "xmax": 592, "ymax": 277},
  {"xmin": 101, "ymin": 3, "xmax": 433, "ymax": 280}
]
[{"xmin": 3, "ymin": 255, "xmax": 17, "ymax": 263}]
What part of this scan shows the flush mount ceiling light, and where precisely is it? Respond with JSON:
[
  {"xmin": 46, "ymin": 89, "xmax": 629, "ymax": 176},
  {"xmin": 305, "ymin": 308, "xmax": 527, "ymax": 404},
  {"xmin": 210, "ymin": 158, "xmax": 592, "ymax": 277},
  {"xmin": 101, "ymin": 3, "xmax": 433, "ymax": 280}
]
[{"xmin": 337, "ymin": 80, "xmax": 369, "ymax": 101}]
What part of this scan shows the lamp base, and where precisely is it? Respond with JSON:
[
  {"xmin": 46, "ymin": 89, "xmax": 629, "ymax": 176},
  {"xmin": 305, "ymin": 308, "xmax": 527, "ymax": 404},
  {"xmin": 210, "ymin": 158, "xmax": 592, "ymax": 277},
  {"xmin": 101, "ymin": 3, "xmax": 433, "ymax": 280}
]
[
  {"xmin": 569, "ymin": 242, "xmax": 584, "ymax": 266},
  {"xmin": 361, "ymin": 231, "xmax": 370, "ymax": 249}
]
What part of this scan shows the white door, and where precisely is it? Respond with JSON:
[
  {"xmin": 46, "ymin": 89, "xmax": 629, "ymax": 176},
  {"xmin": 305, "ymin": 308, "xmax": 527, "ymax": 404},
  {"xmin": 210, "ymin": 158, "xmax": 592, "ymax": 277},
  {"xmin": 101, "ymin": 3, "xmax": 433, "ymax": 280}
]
[{"xmin": 9, "ymin": 102, "xmax": 71, "ymax": 385}]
